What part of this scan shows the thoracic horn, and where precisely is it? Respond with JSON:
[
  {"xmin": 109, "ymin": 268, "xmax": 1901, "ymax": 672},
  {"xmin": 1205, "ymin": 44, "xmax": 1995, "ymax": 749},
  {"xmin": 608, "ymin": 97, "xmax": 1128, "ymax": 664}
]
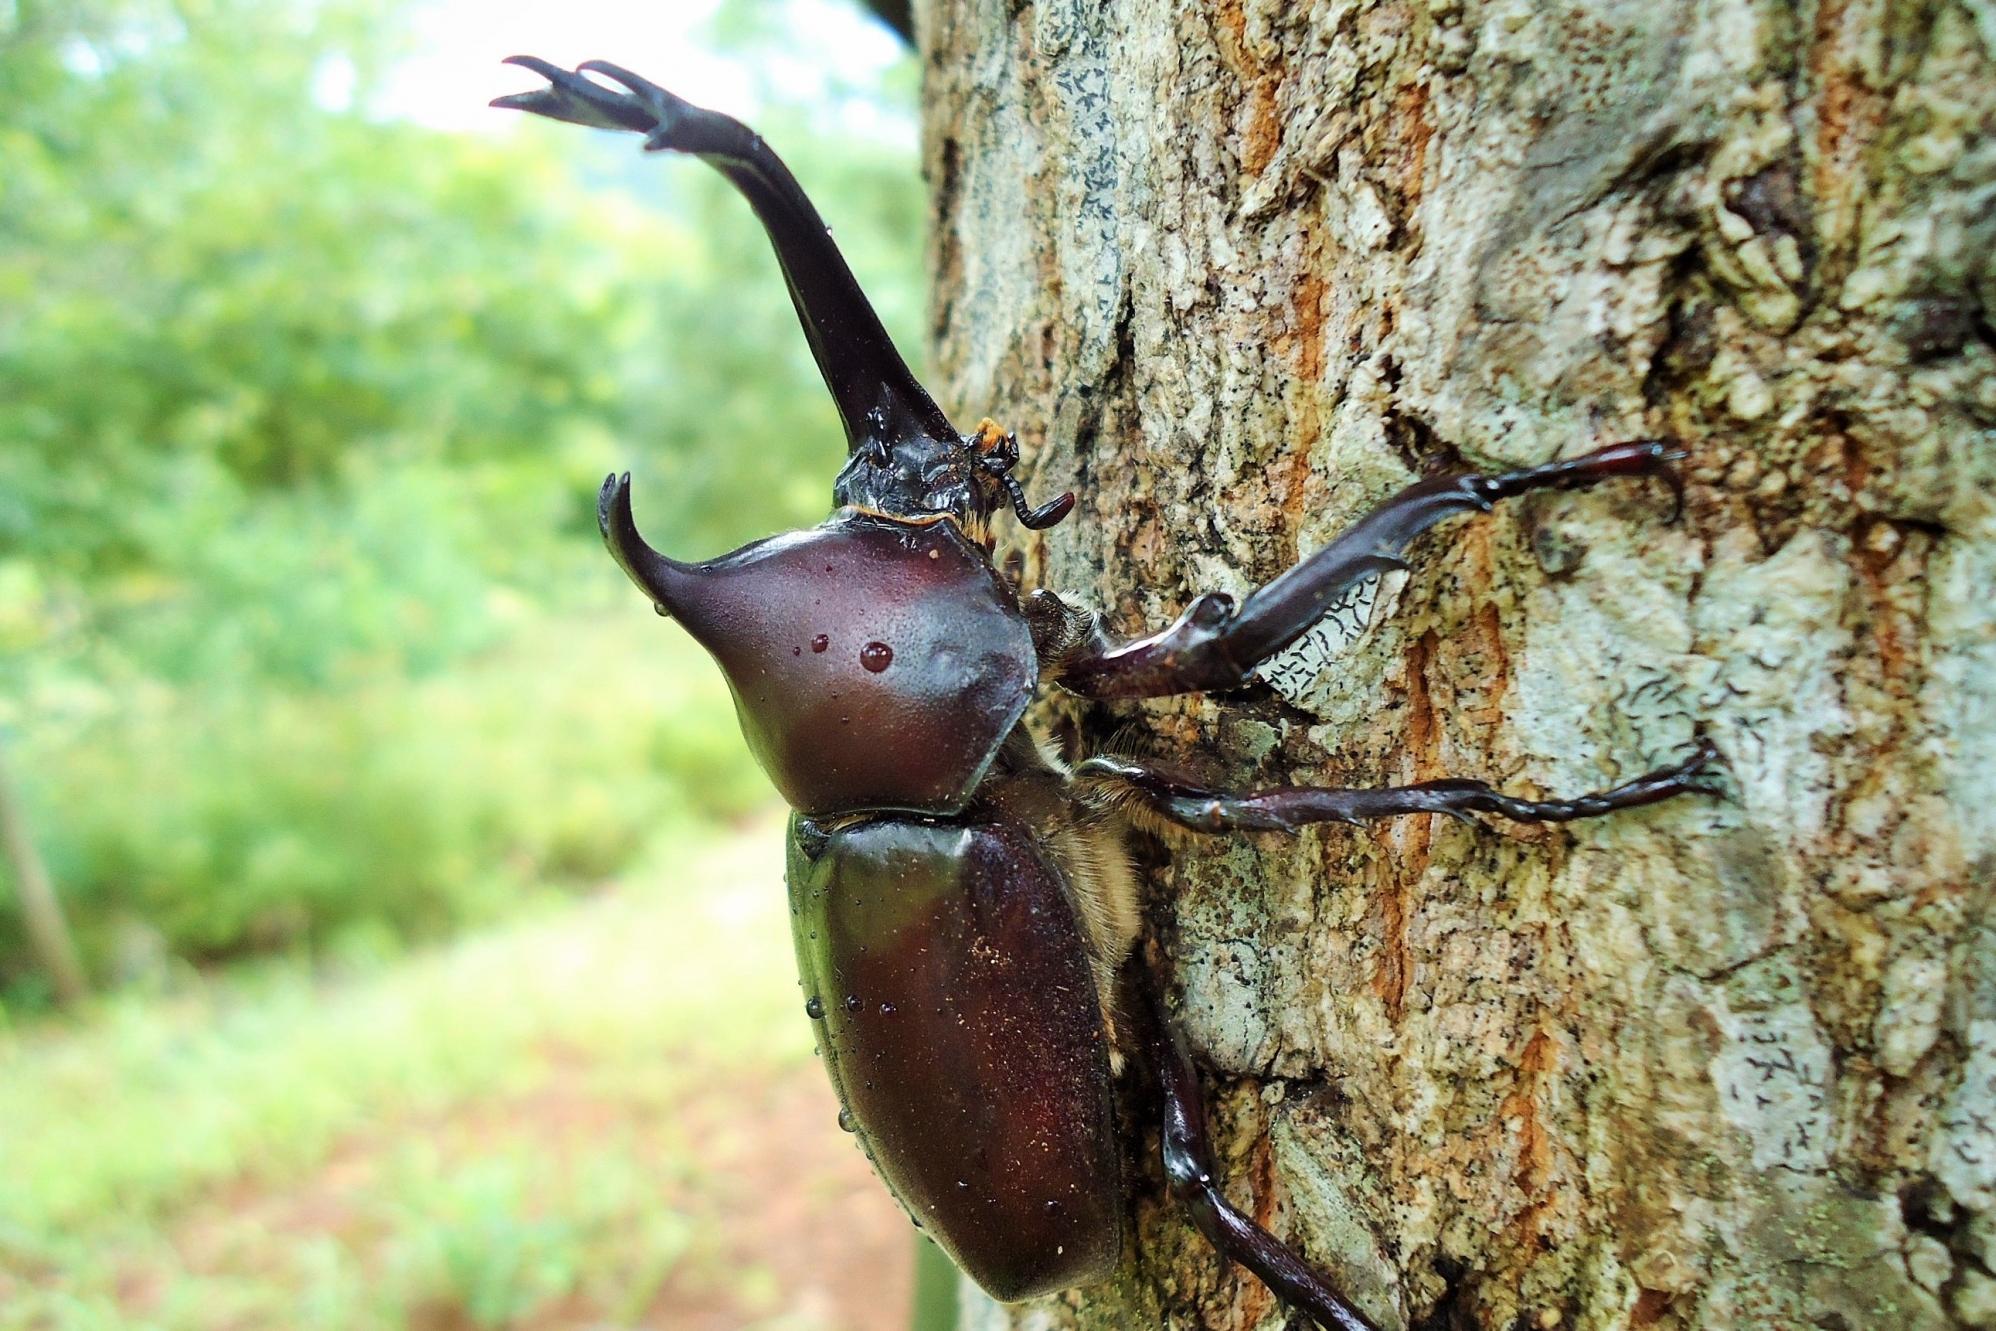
[{"xmin": 596, "ymin": 472, "xmax": 704, "ymax": 619}]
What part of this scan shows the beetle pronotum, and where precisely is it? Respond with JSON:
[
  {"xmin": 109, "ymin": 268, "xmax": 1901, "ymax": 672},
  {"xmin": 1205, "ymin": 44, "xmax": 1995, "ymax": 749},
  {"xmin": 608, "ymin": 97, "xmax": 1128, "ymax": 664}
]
[{"xmin": 495, "ymin": 58, "xmax": 1720, "ymax": 1331}]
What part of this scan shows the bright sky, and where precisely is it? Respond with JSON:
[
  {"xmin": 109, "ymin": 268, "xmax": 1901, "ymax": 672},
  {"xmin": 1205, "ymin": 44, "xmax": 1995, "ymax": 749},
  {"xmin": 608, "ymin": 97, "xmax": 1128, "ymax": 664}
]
[{"xmin": 370, "ymin": 0, "xmax": 906, "ymax": 134}]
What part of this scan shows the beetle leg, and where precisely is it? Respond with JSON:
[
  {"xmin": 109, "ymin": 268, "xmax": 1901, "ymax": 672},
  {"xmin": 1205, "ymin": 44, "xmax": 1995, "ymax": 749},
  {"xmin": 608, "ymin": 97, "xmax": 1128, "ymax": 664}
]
[
  {"xmin": 1077, "ymin": 738, "xmax": 1722, "ymax": 836},
  {"xmin": 493, "ymin": 56, "xmax": 956, "ymax": 460},
  {"xmin": 1053, "ymin": 441, "xmax": 1684, "ymax": 699},
  {"xmin": 1130, "ymin": 960, "xmax": 1386, "ymax": 1331}
]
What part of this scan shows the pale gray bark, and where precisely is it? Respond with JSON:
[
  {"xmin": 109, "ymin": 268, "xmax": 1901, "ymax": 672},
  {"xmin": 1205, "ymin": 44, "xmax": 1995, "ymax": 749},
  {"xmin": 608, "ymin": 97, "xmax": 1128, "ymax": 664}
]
[{"xmin": 917, "ymin": 1, "xmax": 1996, "ymax": 1327}]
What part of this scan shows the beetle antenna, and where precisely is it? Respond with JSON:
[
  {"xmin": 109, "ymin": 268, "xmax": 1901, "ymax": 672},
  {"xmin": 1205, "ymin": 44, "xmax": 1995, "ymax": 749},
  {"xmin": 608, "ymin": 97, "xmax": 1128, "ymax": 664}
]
[
  {"xmin": 981, "ymin": 456, "xmax": 1074, "ymax": 530},
  {"xmin": 1014, "ymin": 476, "xmax": 1077, "ymax": 529}
]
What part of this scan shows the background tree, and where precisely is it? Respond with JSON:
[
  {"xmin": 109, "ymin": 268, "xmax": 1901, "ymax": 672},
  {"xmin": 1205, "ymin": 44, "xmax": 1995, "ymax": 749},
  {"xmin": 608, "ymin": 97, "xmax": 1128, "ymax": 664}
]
[
  {"xmin": 0, "ymin": 735, "xmax": 87, "ymax": 1006},
  {"xmin": 919, "ymin": 1, "xmax": 1995, "ymax": 1327}
]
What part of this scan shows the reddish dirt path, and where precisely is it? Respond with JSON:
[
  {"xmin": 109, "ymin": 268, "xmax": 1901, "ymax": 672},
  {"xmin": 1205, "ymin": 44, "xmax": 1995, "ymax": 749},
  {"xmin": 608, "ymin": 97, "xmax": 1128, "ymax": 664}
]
[
  {"xmin": 619, "ymin": 1065, "xmax": 918, "ymax": 1331},
  {"xmin": 145, "ymin": 1057, "xmax": 915, "ymax": 1331}
]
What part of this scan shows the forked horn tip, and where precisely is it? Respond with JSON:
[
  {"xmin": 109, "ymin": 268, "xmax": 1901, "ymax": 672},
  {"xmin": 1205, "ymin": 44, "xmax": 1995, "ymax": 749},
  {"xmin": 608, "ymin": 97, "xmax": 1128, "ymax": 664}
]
[
  {"xmin": 596, "ymin": 471, "xmax": 634, "ymax": 540},
  {"xmin": 497, "ymin": 54, "xmax": 566, "ymax": 83}
]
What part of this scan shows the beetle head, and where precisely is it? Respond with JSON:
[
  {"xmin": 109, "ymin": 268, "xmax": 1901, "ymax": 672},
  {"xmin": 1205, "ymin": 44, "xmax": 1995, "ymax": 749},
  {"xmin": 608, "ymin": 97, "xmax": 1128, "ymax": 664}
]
[{"xmin": 834, "ymin": 416, "xmax": 1073, "ymax": 545}]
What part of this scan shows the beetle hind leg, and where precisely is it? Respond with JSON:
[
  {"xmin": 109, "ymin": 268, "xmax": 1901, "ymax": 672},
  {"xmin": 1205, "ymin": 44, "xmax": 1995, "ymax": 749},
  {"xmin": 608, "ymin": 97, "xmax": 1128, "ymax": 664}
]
[
  {"xmin": 1131, "ymin": 961, "xmax": 1385, "ymax": 1331},
  {"xmin": 1077, "ymin": 738, "xmax": 1721, "ymax": 837}
]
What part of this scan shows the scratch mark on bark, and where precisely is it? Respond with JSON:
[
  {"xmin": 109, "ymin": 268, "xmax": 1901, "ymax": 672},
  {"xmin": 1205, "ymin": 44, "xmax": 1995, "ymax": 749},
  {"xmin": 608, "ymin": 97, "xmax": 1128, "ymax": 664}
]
[
  {"xmin": 1373, "ymin": 631, "xmax": 1442, "ymax": 1023},
  {"xmin": 1216, "ymin": 0, "xmax": 1285, "ymax": 176},
  {"xmin": 1498, "ymin": 1024, "xmax": 1561, "ymax": 1246}
]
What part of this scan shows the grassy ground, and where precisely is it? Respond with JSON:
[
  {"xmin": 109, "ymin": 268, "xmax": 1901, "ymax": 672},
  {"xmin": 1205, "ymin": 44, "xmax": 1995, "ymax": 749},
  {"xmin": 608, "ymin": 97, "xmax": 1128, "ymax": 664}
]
[{"xmin": 0, "ymin": 819, "xmax": 914, "ymax": 1331}]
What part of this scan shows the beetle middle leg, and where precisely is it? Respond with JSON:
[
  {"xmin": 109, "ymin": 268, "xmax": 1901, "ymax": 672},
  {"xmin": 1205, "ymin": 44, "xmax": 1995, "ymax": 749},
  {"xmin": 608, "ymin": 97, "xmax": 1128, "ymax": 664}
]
[
  {"xmin": 1126, "ymin": 957, "xmax": 1385, "ymax": 1331},
  {"xmin": 1078, "ymin": 738, "xmax": 1720, "ymax": 837},
  {"xmin": 1045, "ymin": 440, "xmax": 1683, "ymax": 700}
]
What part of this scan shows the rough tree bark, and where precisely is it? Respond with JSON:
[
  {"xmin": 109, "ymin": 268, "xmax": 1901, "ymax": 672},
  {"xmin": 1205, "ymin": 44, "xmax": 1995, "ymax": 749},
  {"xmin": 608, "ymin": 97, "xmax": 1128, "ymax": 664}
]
[{"xmin": 915, "ymin": 1, "xmax": 1995, "ymax": 1328}]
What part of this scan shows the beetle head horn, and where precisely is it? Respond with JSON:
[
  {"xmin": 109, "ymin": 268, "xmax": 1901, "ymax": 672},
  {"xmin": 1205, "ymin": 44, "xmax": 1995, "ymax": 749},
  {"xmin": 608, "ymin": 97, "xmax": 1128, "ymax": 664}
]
[
  {"xmin": 597, "ymin": 472, "xmax": 701, "ymax": 616},
  {"xmin": 495, "ymin": 58, "xmax": 955, "ymax": 470}
]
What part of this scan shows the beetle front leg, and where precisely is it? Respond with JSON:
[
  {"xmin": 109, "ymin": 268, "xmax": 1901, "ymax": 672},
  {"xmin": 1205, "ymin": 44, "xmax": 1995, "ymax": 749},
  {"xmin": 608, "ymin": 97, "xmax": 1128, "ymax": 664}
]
[
  {"xmin": 1130, "ymin": 960, "xmax": 1385, "ymax": 1331},
  {"xmin": 1052, "ymin": 441, "xmax": 1682, "ymax": 699},
  {"xmin": 1078, "ymin": 739, "xmax": 1721, "ymax": 836}
]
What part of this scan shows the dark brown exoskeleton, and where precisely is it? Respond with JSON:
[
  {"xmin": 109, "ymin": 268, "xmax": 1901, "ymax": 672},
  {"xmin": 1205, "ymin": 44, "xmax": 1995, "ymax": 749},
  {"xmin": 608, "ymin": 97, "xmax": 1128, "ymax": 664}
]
[{"xmin": 495, "ymin": 59, "xmax": 1721, "ymax": 1331}]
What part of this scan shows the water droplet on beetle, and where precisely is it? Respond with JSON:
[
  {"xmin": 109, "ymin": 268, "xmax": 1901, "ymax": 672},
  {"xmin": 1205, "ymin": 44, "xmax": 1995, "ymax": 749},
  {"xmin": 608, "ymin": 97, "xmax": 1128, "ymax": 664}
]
[
  {"xmin": 837, "ymin": 1107, "xmax": 857, "ymax": 1133},
  {"xmin": 652, "ymin": 602, "xmax": 669, "ymax": 617},
  {"xmin": 844, "ymin": 994, "xmax": 862, "ymax": 1013},
  {"xmin": 810, "ymin": 634, "xmax": 830, "ymax": 653},
  {"xmin": 878, "ymin": 1002, "xmax": 896, "ymax": 1016},
  {"xmin": 805, "ymin": 996, "xmax": 824, "ymax": 1020},
  {"xmin": 859, "ymin": 641, "xmax": 894, "ymax": 672}
]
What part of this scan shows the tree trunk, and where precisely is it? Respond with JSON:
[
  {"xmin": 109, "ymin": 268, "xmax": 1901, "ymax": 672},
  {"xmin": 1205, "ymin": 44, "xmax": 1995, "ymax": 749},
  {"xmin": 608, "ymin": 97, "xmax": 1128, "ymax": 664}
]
[
  {"xmin": 0, "ymin": 735, "xmax": 88, "ymax": 1009},
  {"xmin": 917, "ymin": 2, "xmax": 1995, "ymax": 1327}
]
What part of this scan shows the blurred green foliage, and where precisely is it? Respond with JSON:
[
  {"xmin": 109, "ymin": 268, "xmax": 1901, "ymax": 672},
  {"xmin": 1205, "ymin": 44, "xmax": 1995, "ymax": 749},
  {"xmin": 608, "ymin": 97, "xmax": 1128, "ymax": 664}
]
[{"xmin": 0, "ymin": 0, "xmax": 926, "ymax": 1001}]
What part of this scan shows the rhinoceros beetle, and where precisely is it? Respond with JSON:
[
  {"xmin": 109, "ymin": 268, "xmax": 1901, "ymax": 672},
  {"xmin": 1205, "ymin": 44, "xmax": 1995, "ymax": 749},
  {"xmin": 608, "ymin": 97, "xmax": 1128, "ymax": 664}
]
[{"xmin": 495, "ymin": 58, "xmax": 1720, "ymax": 1331}]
